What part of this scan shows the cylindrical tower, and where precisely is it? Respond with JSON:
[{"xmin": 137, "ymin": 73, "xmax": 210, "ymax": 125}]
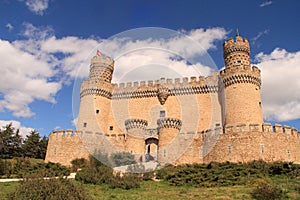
[
  {"xmin": 76, "ymin": 52, "xmax": 114, "ymax": 133},
  {"xmin": 125, "ymin": 119, "xmax": 148, "ymax": 161},
  {"xmin": 157, "ymin": 118, "xmax": 182, "ymax": 164},
  {"xmin": 220, "ymin": 35, "xmax": 263, "ymax": 128}
]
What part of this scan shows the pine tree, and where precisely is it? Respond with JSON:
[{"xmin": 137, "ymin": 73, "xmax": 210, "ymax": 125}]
[{"xmin": 22, "ymin": 130, "xmax": 41, "ymax": 158}]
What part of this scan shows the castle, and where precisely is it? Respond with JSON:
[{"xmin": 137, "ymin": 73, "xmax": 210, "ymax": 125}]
[{"xmin": 45, "ymin": 34, "xmax": 300, "ymax": 167}]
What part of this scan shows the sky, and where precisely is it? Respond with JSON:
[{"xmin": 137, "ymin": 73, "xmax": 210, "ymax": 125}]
[{"xmin": 0, "ymin": 0, "xmax": 300, "ymax": 137}]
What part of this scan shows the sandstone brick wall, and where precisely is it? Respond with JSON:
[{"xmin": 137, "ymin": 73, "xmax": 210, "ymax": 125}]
[{"xmin": 45, "ymin": 130, "xmax": 89, "ymax": 166}]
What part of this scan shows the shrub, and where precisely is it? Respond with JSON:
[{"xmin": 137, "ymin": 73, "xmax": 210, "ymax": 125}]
[
  {"xmin": 71, "ymin": 158, "xmax": 88, "ymax": 171},
  {"xmin": 251, "ymin": 183, "xmax": 288, "ymax": 200},
  {"xmin": 8, "ymin": 175, "xmax": 91, "ymax": 200},
  {"xmin": 108, "ymin": 173, "xmax": 141, "ymax": 190}
]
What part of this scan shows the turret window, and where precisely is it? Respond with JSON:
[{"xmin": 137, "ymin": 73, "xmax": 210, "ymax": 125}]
[
  {"xmin": 260, "ymin": 144, "xmax": 264, "ymax": 153},
  {"xmin": 83, "ymin": 122, "xmax": 87, "ymax": 128},
  {"xmin": 96, "ymin": 109, "xmax": 99, "ymax": 114},
  {"xmin": 109, "ymin": 126, "xmax": 113, "ymax": 131}
]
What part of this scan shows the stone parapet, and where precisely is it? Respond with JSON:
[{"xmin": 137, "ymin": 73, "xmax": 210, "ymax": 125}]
[{"xmin": 157, "ymin": 118, "xmax": 182, "ymax": 131}]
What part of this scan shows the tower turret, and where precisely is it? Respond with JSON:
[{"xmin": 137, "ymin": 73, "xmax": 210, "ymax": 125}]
[
  {"xmin": 89, "ymin": 51, "xmax": 114, "ymax": 83},
  {"xmin": 220, "ymin": 35, "xmax": 263, "ymax": 128},
  {"xmin": 76, "ymin": 51, "xmax": 114, "ymax": 133}
]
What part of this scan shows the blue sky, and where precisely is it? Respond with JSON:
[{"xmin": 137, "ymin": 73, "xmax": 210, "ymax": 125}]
[{"xmin": 0, "ymin": 0, "xmax": 300, "ymax": 137}]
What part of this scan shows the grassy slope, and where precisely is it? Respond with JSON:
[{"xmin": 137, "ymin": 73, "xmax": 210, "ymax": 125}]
[{"xmin": 2, "ymin": 178, "xmax": 300, "ymax": 200}]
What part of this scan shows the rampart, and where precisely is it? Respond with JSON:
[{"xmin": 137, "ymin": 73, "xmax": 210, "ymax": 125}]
[{"xmin": 45, "ymin": 122, "xmax": 300, "ymax": 166}]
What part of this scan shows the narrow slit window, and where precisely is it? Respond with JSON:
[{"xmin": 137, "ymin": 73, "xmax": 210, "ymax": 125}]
[
  {"xmin": 109, "ymin": 126, "xmax": 113, "ymax": 131},
  {"xmin": 160, "ymin": 110, "xmax": 166, "ymax": 118},
  {"xmin": 83, "ymin": 122, "xmax": 87, "ymax": 128}
]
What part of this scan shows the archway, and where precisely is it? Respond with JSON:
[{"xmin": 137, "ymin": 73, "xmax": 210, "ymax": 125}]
[{"xmin": 145, "ymin": 138, "xmax": 158, "ymax": 161}]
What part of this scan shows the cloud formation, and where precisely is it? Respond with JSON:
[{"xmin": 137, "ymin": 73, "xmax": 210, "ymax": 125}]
[
  {"xmin": 259, "ymin": 1, "xmax": 273, "ymax": 7},
  {"xmin": 0, "ymin": 120, "xmax": 34, "ymax": 138},
  {"xmin": 20, "ymin": 0, "xmax": 49, "ymax": 15},
  {"xmin": 6, "ymin": 23, "xmax": 13, "ymax": 31},
  {"xmin": 256, "ymin": 48, "xmax": 300, "ymax": 121}
]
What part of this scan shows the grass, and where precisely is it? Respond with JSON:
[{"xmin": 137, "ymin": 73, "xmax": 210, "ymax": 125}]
[
  {"xmin": 83, "ymin": 180, "xmax": 254, "ymax": 200},
  {"xmin": 1, "ymin": 178, "xmax": 300, "ymax": 200}
]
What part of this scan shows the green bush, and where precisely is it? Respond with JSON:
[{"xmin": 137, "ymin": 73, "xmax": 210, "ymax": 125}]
[
  {"xmin": 8, "ymin": 175, "xmax": 91, "ymax": 200},
  {"xmin": 75, "ymin": 155, "xmax": 141, "ymax": 189},
  {"xmin": 108, "ymin": 173, "xmax": 141, "ymax": 190},
  {"xmin": 71, "ymin": 158, "xmax": 88, "ymax": 171},
  {"xmin": 0, "ymin": 158, "xmax": 70, "ymax": 178},
  {"xmin": 251, "ymin": 182, "xmax": 288, "ymax": 200}
]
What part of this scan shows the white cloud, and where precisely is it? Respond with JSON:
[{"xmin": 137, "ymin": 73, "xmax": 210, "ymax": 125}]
[
  {"xmin": 259, "ymin": 1, "xmax": 273, "ymax": 7},
  {"xmin": 6, "ymin": 23, "xmax": 13, "ymax": 31},
  {"xmin": 0, "ymin": 120, "xmax": 34, "ymax": 138},
  {"xmin": 20, "ymin": 0, "xmax": 49, "ymax": 15},
  {"xmin": 256, "ymin": 48, "xmax": 300, "ymax": 121},
  {"xmin": 251, "ymin": 29, "xmax": 269, "ymax": 45}
]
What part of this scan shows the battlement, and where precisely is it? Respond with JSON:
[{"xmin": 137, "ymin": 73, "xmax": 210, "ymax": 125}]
[
  {"xmin": 91, "ymin": 54, "xmax": 114, "ymax": 67},
  {"xmin": 223, "ymin": 36, "xmax": 250, "ymax": 56},
  {"xmin": 220, "ymin": 65, "xmax": 261, "ymax": 88},
  {"xmin": 220, "ymin": 65, "xmax": 261, "ymax": 76},
  {"xmin": 113, "ymin": 73, "xmax": 219, "ymax": 92},
  {"xmin": 157, "ymin": 118, "xmax": 182, "ymax": 130},
  {"xmin": 222, "ymin": 123, "xmax": 299, "ymax": 136}
]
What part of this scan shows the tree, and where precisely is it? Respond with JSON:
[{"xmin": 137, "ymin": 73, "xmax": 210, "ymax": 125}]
[
  {"xmin": 22, "ymin": 130, "xmax": 41, "ymax": 158},
  {"xmin": 38, "ymin": 136, "xmax": 48, "ymax": 159},
  {"xmin": 0, "ymin": 123, "xmax": 23, "ymax": 158}
]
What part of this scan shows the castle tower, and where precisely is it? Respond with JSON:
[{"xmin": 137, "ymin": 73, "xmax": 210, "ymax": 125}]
[
  {"xmin": 124, "ymin": 119, "xmax": 148, "ymax": 160},
  {"xmin": 220, "ymin": 34, "xmax": 263, "ymax": 128},
  {"xmin": 157, "ymin": 118, "xmax": 182, "ymax": 164},
  {"xmin": 76, "ymin": 52, "xmax": 114, "ymax": 133}
]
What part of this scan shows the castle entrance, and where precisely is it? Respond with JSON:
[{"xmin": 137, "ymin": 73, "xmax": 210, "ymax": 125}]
[{"xmin": 145, "ymin": 138, "xmax": 158, "ymax": 161}]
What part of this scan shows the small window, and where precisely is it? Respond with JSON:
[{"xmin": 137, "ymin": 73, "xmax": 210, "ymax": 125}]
[
  {"xmin": 109, "ymin": 126, "xmax": 113, "ymax": 131},
  {"xmin": 260, "ymin": 144, "xmax": 264, "ymax": 153},
  {"xmin": 160, "ymin": 110, "xmax": 166, "ymax": 117},
  {"xmin": 163, "ymin": 149, "xmax": 167, "ymax": 157},
  {"xmin": 237, "ymin": 60, "xmax": 241, "ymax": 63},
  {"xmin": 96, "ymin": 109, "xmax": 99, "ymax": 114},
  {"xmin": 287, "ymin": 150, "xmax": 291, "ymax": 158},
  {"xmin": 83, "ymin": 122, "xmax": 87, "ymax": 128},
  {"xmin": 259, "ymin": 102, "xmax": 261, "ymax": 107},
  {"xmin": 228, "ymin": 145, "xmax": 232, "ymax": 153}
]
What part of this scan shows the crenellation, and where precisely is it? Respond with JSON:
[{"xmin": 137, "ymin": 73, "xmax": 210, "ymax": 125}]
[
  {"xmin": 182, "ymin": 77, "xmax": 188, "ymax": 85},
  {"xmin": 147, "ymin": 80, "xmax": 154, "ymax": 86},
  {"xmin": 283, "ymin": 125, "xmax": 292, "ymax": 134},
  {"xmin": 262, "ymin": 123, "xmax": 272, "ymax": 132},
  {"xmin": 274, "ymin": 124, "xmax": 283, "ymax": 133},
  {"xmin": 140, "ymin": 81, "xmax": 146, "ymax": 86},
  {"xmin": 190, "ymin": 76, "xmax": 197, "ymax": 83},
  {"xmin": 166, "ymin": 78, "xmax": 173, "ymax": 85},
  {"xmin": 133, "ymin": 81, "xmax": 139, "ymax": 87}
]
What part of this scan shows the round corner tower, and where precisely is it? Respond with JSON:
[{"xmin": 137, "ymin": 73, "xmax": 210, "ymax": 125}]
[
  {"xmin": 220, "ymin": 35, "xmax": 263, "ymax": 127},
  {"xmin": 76, "ymin": 52, "xmax": 115, "ymax": 133}
]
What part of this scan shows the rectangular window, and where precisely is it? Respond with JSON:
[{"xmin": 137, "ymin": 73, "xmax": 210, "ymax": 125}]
[
  {"xmin": 287, "ymin": 150, "xmax": 291, "ymax": 158},
  {"xmin": 160, "ymin": 110, "xmax": 166, "ymax": 117},
  {"xmin": 109, "ymin": 126, "xmax": 113, "ymax": 131},
  {"xmin": 96, "ymin": 109, "xmax": 99, "ymax": 114},
  {"xmin": 227, "ymin": 145, "xmax": 232, "ymax": 153},
  {"xmin": 260, "ymin": 144, "xmax": 264, "ymax": 153},
  {"xmin": 83, "ymin": 122, "xmax": 87, "ymax": 128}
]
